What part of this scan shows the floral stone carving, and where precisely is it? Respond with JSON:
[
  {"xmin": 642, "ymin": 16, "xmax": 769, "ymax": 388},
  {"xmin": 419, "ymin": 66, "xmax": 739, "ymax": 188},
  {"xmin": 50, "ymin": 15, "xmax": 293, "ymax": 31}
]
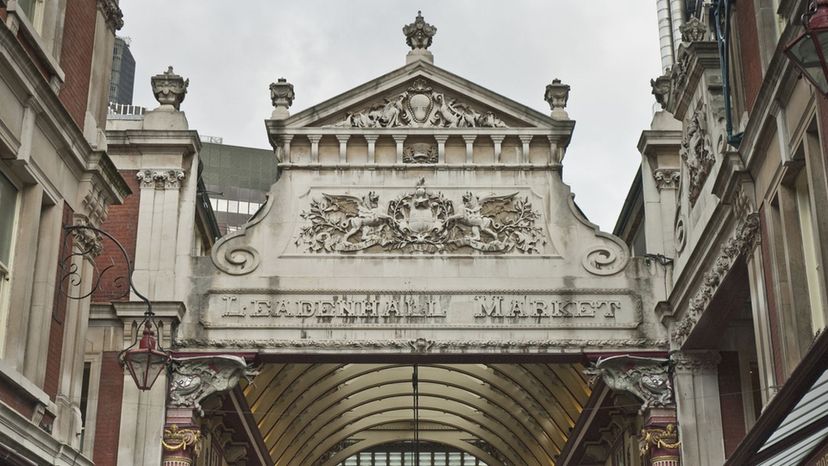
[
  {"xmin": 584, "ymin": 355, "xmax": 673, "ymax": 409},
  {"xmin": 297, "ymin": 178, "xmax": 544, "ymax": 254},
  {"xmin": 680, "ymin": 104, "xmax": 715, "ymax": 204},
  {"xmin": 328, "ymin": 78, "xmax": 507, "ymax": 128},
  {"xmin": 168, "ymin": 355, "xmax": 258, "ymax": 415}
]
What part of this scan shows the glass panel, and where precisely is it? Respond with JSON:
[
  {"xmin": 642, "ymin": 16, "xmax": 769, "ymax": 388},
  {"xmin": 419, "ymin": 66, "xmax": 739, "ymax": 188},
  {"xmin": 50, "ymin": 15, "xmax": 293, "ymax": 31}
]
[
  {"xmin": 216, "ymin": 199, "xmax": 228, "ymax": 212},
  {"xmin": 788, "ymin": 33, "xmax": 828, "ymax": 93},
  {"xmin": 239, "ymin": 201, "xmax": 250, "ymax": 215},
  {"xmin": 433, "ymin": 452, "xmax": 446, "ymax": 466},
  {"xmin": 227, "ymin": 200, "xmax": 238, "ymax": 213},
  {"xmin": 16, "ymin": 0, "xmax": 37, "ymax": 19},
  {"xmin": 209, "ymin": 198, "xmax": 218, "ymax": 210},
  {"xmin": 0, "ymin": 172, "xmax": 18, "ymax": 267}
]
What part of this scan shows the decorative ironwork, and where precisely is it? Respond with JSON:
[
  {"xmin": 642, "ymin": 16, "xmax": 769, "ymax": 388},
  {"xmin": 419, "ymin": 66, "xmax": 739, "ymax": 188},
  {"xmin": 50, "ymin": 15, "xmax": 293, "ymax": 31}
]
[{"xmin": 60, "ymin": 224, "xmax": 132, "ymax": 301}]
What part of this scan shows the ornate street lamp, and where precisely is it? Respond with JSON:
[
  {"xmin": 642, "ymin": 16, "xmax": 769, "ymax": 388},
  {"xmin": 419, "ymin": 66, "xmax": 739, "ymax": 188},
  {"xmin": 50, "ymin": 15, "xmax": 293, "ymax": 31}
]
[
  {"xmin": 61, "ymin": 224, "xmax": 170, "ymax": 391},
  {"xmin": 785, "ymin": 0, "xmax": 828, "ymax": 95},
  {"xmin": 121, "ymin": 306, "xmax": 170, "ymax": 391}
]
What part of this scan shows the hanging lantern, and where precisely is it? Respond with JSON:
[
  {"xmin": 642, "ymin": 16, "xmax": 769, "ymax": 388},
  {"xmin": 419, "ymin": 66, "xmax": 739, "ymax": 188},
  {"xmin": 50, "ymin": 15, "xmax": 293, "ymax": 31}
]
[
  {"xmin": 785, "ymin": 0, "xmax": 828, "ymax": 95},
  {"xmin": 122, "ymin": 320, "xmax": 169, "ymax": 391}
]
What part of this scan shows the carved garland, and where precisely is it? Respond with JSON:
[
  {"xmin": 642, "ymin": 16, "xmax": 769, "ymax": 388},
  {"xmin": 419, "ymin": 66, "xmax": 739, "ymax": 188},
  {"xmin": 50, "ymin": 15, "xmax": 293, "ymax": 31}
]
[
  {"xmin": 639, "ymin": 424, "xmax": 681, "ymax": 457},
  {"xmin": 671, "ymin": 212, "xmax": 760, "ymax": 343},
  {"xmin": 680, "ymin": 104, "xmax": 715, "ymax": 205},
  {"xmin": 162, "ymin": 424, "xmax": 202, "ymax": 455}
]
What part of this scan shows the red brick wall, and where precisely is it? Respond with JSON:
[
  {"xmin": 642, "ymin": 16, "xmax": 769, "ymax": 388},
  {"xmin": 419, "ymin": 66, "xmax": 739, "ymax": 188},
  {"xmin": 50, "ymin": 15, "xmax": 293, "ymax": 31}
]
[
  {"xmin": 43, "ymin": 203, "xmax": 73, "ymax": 399},
  {"xmin": 735, "ymin": 1, "xmax": 764, "ymax": 112},
  {"xmin": 58, "ymin": 0, "xmax": 97, "ymax": 128},
  {"xmin": 93, "ymin": 170, "xmax": 140, "ymax": 303},
  {"xmin": 92, "ymin": 351, "xmax": 124, "ymax": 465},
  {"xmin": 718, "ymin": 351, "xmax": 747, "ymax": 458}
]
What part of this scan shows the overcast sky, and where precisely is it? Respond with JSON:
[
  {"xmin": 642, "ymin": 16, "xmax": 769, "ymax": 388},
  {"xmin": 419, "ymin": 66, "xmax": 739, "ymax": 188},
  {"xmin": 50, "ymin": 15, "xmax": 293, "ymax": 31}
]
[{"xmin": 119, "ymin": 1, "xmax": 664, "ymax": 232}]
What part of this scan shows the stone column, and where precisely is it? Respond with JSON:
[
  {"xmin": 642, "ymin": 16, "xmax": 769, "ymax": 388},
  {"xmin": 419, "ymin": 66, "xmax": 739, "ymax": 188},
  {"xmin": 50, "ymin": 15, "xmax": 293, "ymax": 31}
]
[
  {"xmin": 490, "ymin": 135, "xmax": 505, "ymax": 163},
  {"xmin": 671, "ymin": 351, "xmax": 725, "ymax": 465},
  {"xmin": 336, "ymin": 134, "xmax": 350, "ymax": 164},
  {"xmin": 275, "ymin": 134, "xmax": 293, "ymax": 163},
  {"xmin": 462, "ymin": 135, "xmax": 476, "ymax": 164},
  {"xmin": 435, "ymin": 135, "xmax": 449, "ymax": 164},
  {"xmin": 518, "ymin": 135, "xmax": 533, "ymax": 164},
  {"xmin": 161, "ymin": 355, "xmax": 256, "ymax": 466},
  {"xmin": 308, "ymin": 135, "xmax": 322, "ymax": 163},
  {"xmin": 640, "ymin": 408, "xmax": 681, "ymax": 466},
  {"xmin": 364, "ymin": 135, "xmax": 379, "ymax": 165},
  {"xmin": 392, "ymin": 135, "xmax": 406, "ymax": 164}
]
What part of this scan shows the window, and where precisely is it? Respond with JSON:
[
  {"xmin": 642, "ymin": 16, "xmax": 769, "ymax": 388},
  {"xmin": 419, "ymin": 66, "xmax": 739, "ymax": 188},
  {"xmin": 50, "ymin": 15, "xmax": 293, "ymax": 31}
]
[
  {"xmin": 794, "ymin": 169, "xmax": 825, "ymax": 333},
  {"xmin": 216, "ymin": 198, "xmax": 228, "ymax": 212},
  {"xmin": 0, "ymin": 171, "xmax": 18, "ymax": 356}
]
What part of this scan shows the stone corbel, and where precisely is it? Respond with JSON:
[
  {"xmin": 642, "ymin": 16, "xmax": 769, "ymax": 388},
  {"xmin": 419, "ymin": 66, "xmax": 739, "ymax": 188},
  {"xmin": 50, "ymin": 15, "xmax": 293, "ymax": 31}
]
[
  {"xmin": 71, "ymin": 214, "xmax": 103, "ymax": 257},
  {"xmin": 584, "ymin": 355, "xmax": 673, "ymax": 411},
  {"xmin": 168, "ymin": 355, "xmax": 258, "ymax": 416}
]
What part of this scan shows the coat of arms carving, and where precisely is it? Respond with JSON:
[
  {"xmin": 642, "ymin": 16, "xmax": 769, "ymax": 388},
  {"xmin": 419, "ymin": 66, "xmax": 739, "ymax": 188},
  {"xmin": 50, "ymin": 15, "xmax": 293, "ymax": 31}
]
[{"xmin": 297, "ymin": 179, "xmax": 544, "ymax": 254}]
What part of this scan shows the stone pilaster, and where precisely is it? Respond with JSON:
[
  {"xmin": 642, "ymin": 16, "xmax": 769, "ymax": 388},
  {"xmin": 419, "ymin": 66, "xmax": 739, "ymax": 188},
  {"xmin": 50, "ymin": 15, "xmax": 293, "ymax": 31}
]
[{"xmin": 670, "ymin": 350, "xmax": 725, "ymax": 465}]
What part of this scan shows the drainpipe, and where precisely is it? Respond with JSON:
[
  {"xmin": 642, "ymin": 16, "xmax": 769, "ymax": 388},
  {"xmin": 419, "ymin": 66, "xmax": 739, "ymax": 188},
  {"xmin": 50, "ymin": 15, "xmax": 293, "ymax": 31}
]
[
  {"xmin": 670, "ymin": 0, "xmax": 687, "ymax": 56},
  {"xmin": 657, "ymin": 0, "xmax": 675, "ymax": 71}
]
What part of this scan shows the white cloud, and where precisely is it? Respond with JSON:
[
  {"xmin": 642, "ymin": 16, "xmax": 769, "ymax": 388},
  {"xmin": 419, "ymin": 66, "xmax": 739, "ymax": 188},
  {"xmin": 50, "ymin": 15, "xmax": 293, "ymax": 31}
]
[{"xmin": 120, "ymin": 0, "xmax": 664, "ymax": 231}]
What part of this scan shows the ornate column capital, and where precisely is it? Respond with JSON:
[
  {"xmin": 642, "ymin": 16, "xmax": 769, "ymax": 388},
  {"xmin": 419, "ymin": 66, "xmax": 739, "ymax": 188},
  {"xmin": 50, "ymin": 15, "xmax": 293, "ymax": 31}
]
[
  {"xmin": 162, "ymin": 424, "xmax": 202, "ymax": 466},
  {"xmin": 670, "ymin": 350, "xmax": 720, "ymax": 373},
  {"xmin": 168, "ymin": 355, "xmax": 258, "ymax": 415},
  {"xmin": 136, "ymin": 169, "xmax": 186, "ymax": 190},
  {"xmin": 653, "ymin": 168, "xmax": 680, "ymax": 191},
  {"xmin": 584, "ymin": 355, "xmax": 673, "ymax": 410}
]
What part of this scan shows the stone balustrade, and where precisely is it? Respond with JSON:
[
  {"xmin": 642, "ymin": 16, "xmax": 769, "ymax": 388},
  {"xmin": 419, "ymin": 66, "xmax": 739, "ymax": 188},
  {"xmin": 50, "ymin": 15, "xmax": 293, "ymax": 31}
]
[{"xmin": 266, "ymin": 127, "xmax": 570, "ymax": 169}]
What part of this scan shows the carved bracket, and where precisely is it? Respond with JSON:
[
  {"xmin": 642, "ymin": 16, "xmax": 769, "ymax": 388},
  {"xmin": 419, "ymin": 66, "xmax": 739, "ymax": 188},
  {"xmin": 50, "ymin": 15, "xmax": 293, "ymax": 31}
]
[
  {"xmin": 584, "ymin": 355, "xmax": 673, "ymax": 410},
  {"xmin": 168, "ymin": 355, "xmax": 258, "ymax": 416}
]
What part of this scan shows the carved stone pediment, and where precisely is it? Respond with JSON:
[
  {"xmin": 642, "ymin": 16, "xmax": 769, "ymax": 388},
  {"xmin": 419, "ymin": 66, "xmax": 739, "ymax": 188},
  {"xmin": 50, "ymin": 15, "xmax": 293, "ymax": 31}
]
[{"xmin": 324, "ymin": 78, "xmax": 509, "ymax": 129}]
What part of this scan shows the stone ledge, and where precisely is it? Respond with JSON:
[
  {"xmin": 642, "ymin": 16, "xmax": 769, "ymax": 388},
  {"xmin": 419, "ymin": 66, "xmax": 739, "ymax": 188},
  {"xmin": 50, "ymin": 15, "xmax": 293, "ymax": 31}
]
[
  {"xmin": 0, "ymin": 401, "xmax": 92, "ymax": 466},
  {"xmin": 0, "ymin": 358, "xmax": 57, "ymax": 418}
]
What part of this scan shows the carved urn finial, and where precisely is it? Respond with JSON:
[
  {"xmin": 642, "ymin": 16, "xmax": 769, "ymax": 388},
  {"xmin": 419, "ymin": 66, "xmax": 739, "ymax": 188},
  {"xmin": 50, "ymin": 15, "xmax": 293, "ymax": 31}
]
[
  {"xmin": 151, "ymin": 66, "xmax": 188, "ymax": 110},
  {"xmin": 269, "ymin": 77, "xmax": 295, "ymax": 119},
  {"xmin": 403, "ymin": 11, "xmax": 437, "ymax": 64},
  {"xmin": 544, "ymin": 79, "xmax": 570, "ymax": 120}
]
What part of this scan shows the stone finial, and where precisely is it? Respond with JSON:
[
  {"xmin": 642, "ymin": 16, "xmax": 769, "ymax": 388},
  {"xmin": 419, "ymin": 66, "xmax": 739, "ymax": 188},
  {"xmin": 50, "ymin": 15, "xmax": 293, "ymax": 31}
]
[
  {"xmin": 151, "ymin": 66, "xmax": 188, "ymax": 110},
  {"xmin": 544, "ymin": 79, "xmax": 570, "ymax": 120},
  {"xmin": 270, "ymin": 78, "xmax": 295, "ymax": 119},
  {"xmin": 680, "ymin": 17, "xmax": 708, "ymax": 43},
  {"xmin": 403, "ymin": 11, "xmax": 436, "ymax": 64}
]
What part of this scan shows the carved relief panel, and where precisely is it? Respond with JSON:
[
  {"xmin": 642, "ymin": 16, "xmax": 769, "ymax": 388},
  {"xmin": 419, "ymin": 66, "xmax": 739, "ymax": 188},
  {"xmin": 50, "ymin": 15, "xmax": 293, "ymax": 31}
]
[{"xmin": 295, "ymin": 178, "xmax": 546, "ymax": 254}]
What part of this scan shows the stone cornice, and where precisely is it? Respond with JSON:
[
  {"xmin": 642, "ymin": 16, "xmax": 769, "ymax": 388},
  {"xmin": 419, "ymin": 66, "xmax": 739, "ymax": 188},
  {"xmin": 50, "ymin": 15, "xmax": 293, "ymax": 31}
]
[{"xmin": 105, "ymin": 129, "xmax": 202, "ymax": 155}]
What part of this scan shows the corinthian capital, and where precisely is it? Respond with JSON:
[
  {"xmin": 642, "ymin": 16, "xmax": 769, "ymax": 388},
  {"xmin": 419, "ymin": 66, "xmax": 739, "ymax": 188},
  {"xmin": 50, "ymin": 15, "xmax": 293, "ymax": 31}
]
[{"xmin": 136, "ymin": 169, "xmax": 186, "ymax": 190}]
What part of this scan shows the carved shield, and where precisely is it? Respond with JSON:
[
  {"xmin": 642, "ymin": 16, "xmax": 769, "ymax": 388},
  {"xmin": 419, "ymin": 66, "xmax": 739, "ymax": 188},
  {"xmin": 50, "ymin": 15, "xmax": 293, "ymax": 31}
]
[
  {"xmin": 408, "ymin": 205, "xmax": 436, "ymax": 233},
  {"xmin": 408, "ymin": 93, "xmax": 432, "ymax": 123}
]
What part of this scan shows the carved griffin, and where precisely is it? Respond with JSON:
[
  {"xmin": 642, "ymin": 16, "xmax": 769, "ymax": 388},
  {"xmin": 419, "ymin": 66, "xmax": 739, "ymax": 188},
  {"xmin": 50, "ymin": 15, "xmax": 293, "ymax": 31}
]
[
  {"xmin": 584, "ymin": 355, "xmax": 673, "ymax": 409},
  {"xmin": 168, "ymin": 355, "xmax": 258, "ymax": 415}
]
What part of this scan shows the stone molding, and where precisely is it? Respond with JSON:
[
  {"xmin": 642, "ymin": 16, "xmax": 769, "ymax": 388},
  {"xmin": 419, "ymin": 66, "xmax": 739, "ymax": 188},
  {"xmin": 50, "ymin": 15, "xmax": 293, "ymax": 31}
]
[
  {"xmin": 670, "ymin": 213, "xmax": 760, "ymax": 344},
  {"xmin": 136, "ymin": 169, "xmax": 186, "ymax": 190},
  {"xmin": 175, "ymin": 337, "xmax": 668, "ymax": 351},
  {"xmin": 96, "ymin": 0, "xmax": 124, "ymax": 31},
  {"xmin": 653, "ymin": 169, "xmax": 680, "ymax": 191},
  {"xmin": 168, "ymin": 355, "xmax": 258, "ymax": 415},
  {"xmin": 584, "ymin": 355, "xmax": 673, "ymax": 410}
]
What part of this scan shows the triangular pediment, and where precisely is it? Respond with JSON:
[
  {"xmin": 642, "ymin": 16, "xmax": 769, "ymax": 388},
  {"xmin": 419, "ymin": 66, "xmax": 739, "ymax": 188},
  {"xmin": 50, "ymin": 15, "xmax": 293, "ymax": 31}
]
[{"xmin": 283, "ymin": 61, "xmax": 560, "ymax": 129}]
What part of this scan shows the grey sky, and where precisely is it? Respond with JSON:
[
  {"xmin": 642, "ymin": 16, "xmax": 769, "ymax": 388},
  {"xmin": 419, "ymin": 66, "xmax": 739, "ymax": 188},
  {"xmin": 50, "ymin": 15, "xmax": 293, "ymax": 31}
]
[{"xmin": 120, "ymin": 1, "xmax": 663, "ymax": 231}]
